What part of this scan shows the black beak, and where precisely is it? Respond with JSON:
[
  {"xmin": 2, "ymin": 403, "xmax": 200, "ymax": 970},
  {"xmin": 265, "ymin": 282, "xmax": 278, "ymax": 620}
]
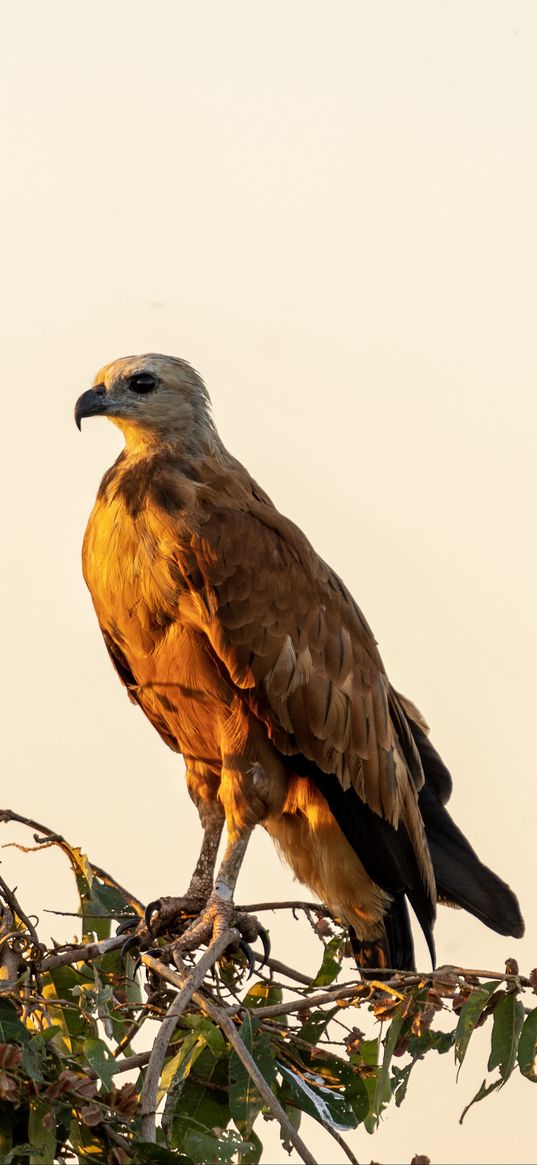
[{"xmin": 74, "ymin": 385, "xmax": 108, "ymax": 431}]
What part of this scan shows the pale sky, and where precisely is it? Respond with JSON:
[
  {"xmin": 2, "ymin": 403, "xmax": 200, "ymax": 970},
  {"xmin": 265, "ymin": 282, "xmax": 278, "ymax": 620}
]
[{"xmin": 1, "ymin": 3, "xmax": 536, "ymax": 1162}]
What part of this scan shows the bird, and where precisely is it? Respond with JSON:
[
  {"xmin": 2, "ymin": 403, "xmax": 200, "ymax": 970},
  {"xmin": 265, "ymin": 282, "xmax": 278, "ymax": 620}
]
[{"xmin": 75, "ymin": 353, "xmax": 524, "ymax": 971}]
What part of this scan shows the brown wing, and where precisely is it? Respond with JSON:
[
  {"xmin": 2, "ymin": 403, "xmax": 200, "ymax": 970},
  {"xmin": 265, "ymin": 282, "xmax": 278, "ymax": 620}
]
[{"xmin": 180, "ymin": 492, "xmax": 434, "ymax": 898}]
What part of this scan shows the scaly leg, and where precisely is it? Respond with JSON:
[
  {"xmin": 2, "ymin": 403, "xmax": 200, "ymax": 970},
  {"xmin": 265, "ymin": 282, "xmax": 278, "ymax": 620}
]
[
  {"xmin": 145, "ymin": 801, "xmax": 224, "ymax": 933},
  {"xmin": 173, "ymin": 826, "xmax": 257, "ymax": 951}
]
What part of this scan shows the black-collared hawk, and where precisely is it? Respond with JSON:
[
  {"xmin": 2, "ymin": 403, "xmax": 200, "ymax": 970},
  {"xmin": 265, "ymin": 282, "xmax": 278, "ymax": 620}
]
[{"xmin": 75, "ymin": 353, "xmax": 524, "ymax": 970}]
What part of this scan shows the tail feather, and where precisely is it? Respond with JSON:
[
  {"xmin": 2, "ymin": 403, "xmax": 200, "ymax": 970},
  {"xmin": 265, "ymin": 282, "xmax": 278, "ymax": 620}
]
[
  {"xmin": 418, "ymin": 785, "xmax": 524, "ymax": 939},
  {"xmin": 350, "ymin": 894, "xmax": 419, "ymax": 975}
]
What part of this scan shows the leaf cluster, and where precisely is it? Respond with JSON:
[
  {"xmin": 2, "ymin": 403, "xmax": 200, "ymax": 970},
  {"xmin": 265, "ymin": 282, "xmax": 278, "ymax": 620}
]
[{"xmin": 0, "ymin": 810, "xmax": 535, "ymax": 1164}]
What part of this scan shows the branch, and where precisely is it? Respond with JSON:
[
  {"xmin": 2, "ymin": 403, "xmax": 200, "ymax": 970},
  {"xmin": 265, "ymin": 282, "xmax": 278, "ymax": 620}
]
[
  {"xmin": 40, "ymin": 935, "xmax": 125, "ymax": 971},
  {"xmin": 230, "ymin": 980, "xmax": 364, "ymax": 1019},
  {"xmin": 0, "ymin": 874, "xmax": 43, "ymax": 956},
  {"xmin": 238, "ymin": 900, "xmax": 328, "ymax": 915},
  {"xmin": 287, "ymin": 1100, "xmax": 361, "ymax": 1165},
  {"xmin": 142, "ymin": 951, "xmax": 319, "ymax": 1165},
  {"xmin": 140, "ymin": 929, "xmax": 242, "ymax": 1142},
  {"xmin": 254, "ymin": 950, "xmax": 312, "ymax": 985},
  {"xmin": 0, "ymin": 809, "xmax": 143, "ymax": 914}
]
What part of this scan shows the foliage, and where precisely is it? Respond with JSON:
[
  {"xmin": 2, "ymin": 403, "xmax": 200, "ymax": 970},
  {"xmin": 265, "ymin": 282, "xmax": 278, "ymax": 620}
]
[{"xmin": 0, "ymin": 809, "xmax": 535, "ymax": 1165}]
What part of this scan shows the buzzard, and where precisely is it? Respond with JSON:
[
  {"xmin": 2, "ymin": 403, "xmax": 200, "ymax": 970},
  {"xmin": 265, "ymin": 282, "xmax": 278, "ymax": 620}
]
[{"xmin": 75, "ymin": 354, "xmax": 523, "ymax": 970}]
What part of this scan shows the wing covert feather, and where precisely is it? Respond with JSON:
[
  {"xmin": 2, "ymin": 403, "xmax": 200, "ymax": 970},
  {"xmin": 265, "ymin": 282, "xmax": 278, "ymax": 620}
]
[{"xmin": 183, "ymin": 499, "xmax": 428, "ymax": 844}]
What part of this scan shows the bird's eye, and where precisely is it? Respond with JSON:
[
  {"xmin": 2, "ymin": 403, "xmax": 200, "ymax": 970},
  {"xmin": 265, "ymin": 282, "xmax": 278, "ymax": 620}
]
[{"xmin": 128, "ymin": 372, "xmax": 157, "ymax": 394}]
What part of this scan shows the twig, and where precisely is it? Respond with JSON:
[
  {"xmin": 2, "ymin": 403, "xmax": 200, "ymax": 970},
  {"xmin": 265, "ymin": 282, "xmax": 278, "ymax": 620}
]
[
  {"xmin": 140, "ymin": 929, "xmax": 241, "ymax": 1142},
  {"xmin": 206, "ymin": 999, "xmax": 318, "ymax": 1165},
  {"xmin": 143, "ymin": 951, "xmax": 318, "ymax": 1165},
  {"xmin": 238, "ymin": 900, "xmax": 328, "ymax": 915},
  {"xmin": 113, "ymin": 1050, "xmax": 151, "ymax": 1075},
  {"xmin": 231, "ymin": 981, "xmax": 364, "ymax": 1019},
  {"xmin": 44, "ymin": 909, "xmax": 135, "ymax": 920},
  {"xmin": 40, "ymin": 935, "xmax": 125, "ymax": 971},
  {"xmin": 0, "ymin": 874, "xmax": 42, "ymax": 955},
  {"xmin": 286, "ymin": 1098, "xmax": 360, "ymax": 1165},
  {"xmin": 256, "ymin": 951, "xmax": 312, "ymax": 985},
  {"xmin": 0, "ymin": 809, "xmax": 143, "ymax": 914}
]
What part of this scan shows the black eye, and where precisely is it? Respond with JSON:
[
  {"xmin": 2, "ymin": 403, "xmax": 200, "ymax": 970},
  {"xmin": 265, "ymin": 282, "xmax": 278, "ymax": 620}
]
[{"xmin": 128, "ymin": 372, "xmax": 157, "ymax": 394}]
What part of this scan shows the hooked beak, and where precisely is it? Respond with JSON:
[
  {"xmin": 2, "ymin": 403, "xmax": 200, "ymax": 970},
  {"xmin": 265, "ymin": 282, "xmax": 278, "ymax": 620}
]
[{"xmin": 74, "ymin": 385, "xmax": 108, "ymax": 431}]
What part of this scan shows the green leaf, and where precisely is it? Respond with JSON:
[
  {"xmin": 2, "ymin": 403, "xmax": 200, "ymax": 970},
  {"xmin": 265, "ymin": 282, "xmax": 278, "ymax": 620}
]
[
  {"xmin": 171, "ymin": 1046, "xmax": 230, "ymax": 1148},
  {"xmin": 460, "ymin": 1076, "xmax": 501, "ymax": 1124},
  {"xmin": 297, "ymin": 1007, "xmax": 338, "ymax": 1046},
  {"xmin": 454, "ymin": 982, "xmax": 497, "ymax": 1072},
  {"xmin": 129, "ymin": 1145, "xmax": 194, "ymax": 1163},
  {"xmin": 29, "ymin": 1024, "xmax": 62, "ymax": 1047},
  {"xmin": 229, "ymin": 1013, "xmax": 275, "ymax": 1136},
  {"xmin": 242, "ymin": 980, "xmax": 282, "ymax": 1010},
  {"xmin": 159, "ymin": 1034, "xmax": 206, "ymax": 1104},
  {"xmin": 487, "ymin": 992, "xmax": 525, "ymax": 1084},
  {"xmin": 237, "ymin": 1128, "xmax": 263, "ymax": 1163},
  {"xmin": 179, "ymin": 1015, "xmax": 226, "ymax": 1057},
  {"xmin": 277, "ymin": 1058, "xmax": 357, "ymax": 1131},
  {"xmin": 91, "ymin": 879, "xmax": 135, "ymax": 919},
  {"xmin": 392, "ymin": 1061, "xmax": 415, "ymax": 1107},
  {"xmin": 517, "ymin": 1007, "xmax": 537, "ymax": 1080},
  {"xmin": 355, "ymin": 1037, "xmax": 379, "ymax": 1068},
  {"xmin": 407, "ymin": 1027, "xmax": 454, "ymax": 1058},
  {"xmin": 374, "ymin": 1004, "xmax": 405, "ymax": 1125},
  {"xmin": 279, "ymin": 1100, "xmax": 302, "ymax": 1153},
  {"xmin": 46, "ymin": 964, "xmax": 96, "ymax": 1045},
  {"xmin": 83, "ymin": 1037, "xmax": 115, "ymax": 1090},
  {"xmin": 312, "ymin": 936, "xmax": 344, "ymax": 986},
  {"xmin": 28, "ymin": 1100, "xmax": 56, "ymax": 1164},
  {"xmin": 182, "ymin": 1126, "xmax": 250, "ymax": 1163},
  {"xmin": 21, "ymin": 1038, "xmax": 45, "ymax": 1083},
  {"xmin": 68, "ymin": 1115, "xmax": 108, "ymax": 1161},
  {"xmin": 0, "ymin": 998, "xmax": 29, "ymax": 1043}
]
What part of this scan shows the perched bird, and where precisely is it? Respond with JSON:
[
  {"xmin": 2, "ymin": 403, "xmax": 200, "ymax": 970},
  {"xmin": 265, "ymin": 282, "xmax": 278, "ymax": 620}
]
[{"xmin": 75, "ymin": 354, "xmax": 524, "ymax": 970}]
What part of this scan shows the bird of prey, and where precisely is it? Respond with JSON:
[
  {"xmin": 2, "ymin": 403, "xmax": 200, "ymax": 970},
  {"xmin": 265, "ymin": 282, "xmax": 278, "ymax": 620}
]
[{"xmin": 75, "ymin": 353, "xmax": 524, "ymax": 971}]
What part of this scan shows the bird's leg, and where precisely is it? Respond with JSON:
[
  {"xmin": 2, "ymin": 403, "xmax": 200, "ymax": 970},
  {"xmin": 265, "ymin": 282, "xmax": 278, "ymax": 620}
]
[
  {"xmin": 144, "ymin": 802, "xmax": 224, "ymax": 934},
  {"xmin": 170, "ymin": 825, "xmax": 262, "ymax": 954}
]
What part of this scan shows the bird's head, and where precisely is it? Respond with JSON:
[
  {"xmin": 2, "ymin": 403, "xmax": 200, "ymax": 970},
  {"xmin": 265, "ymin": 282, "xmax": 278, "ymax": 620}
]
[{"xmin": 74, "ymin": 353, "xmax": 215, "ymax": 453}]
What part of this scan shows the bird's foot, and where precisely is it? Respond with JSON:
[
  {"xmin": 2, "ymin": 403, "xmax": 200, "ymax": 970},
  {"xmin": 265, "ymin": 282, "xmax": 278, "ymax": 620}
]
[
  {"xmin": 117, "ymin": 893, "xmax": 206, "ymax": 962},
  {"xmin": 166, "ymin": 890, "xmax": 270, "ymax": 975},
  {"xmin": 144, "ymin": 893, "xmax": 208, "ymax": 936},
  {"xmin": 118, "ymin": 891, "xmax": 270, "ymax": 974}
]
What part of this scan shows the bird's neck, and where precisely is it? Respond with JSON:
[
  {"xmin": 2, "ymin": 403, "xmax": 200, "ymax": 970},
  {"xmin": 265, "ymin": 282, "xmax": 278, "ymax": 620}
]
[{"xmin": 112, "ymin": 415, "xmax": 223, "ymax": 465}]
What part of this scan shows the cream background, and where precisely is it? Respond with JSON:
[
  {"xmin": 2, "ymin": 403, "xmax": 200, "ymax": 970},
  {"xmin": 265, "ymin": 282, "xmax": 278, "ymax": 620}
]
[{"xmin": 1, "ymin": 2, "xmax": 536, "ymax": 1161}]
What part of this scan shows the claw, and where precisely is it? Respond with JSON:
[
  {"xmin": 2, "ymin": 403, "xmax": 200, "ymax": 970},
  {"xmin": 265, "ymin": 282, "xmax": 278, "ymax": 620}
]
[
  {"xmin": 131, "ymin": 947, "xmax": 160, "ymax": 977},
  {"xmin": 120, "ymin": 933, "xmax": 141, "ymax": 963},
  {"xmin": 257, "ymin": 925, "xmax": 271, "ymax": 968},
  {"xmin": 238, "ymin": 940, "xmax": 256, "ymax": 979},
  {"xmin": 145, "ymin": 899, "xmax": 161, "ymax": 933},
  {"xmin": 116, "ymin": 916, "xmax": 140, "ymax": 936}
]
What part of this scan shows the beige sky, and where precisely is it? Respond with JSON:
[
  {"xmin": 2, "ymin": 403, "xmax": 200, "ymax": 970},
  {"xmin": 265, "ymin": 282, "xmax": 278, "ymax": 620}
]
[{"xmin": 1, "ymin": 2, "xmax": 536, "ymax": 1161}]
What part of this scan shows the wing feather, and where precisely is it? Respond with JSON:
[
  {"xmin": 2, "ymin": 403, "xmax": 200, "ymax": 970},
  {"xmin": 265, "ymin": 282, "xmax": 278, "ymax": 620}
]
[{"xmin": 177, "ymin": 494, "xmax": 433, "ymax": 900}]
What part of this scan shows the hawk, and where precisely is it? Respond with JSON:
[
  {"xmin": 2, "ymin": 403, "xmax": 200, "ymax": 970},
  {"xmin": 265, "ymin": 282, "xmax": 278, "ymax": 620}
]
[{"xmin": 75, "ymin": 353, "xmax": 524, "ymax": 970}]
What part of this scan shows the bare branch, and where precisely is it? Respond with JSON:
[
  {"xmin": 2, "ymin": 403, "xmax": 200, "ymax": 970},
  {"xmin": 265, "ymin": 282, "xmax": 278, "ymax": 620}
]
[
  {"xmin": 231, "ymin": 980, "xmax": 364, "ymax": 1019},
  {"xmin": 142, "ymin": 951, "xmax": 319, "ymax": 1165},
  {"xmin": 286, "ymin": 1100, "xmax": 361, "ymax": 1165},
  {"xmin": 255, "ymin": 950, "xmax": 312, "ymax": 985},
  {"xmin": 238, "ymin": 900, "xmax": 328, "ymax": 915},
  {"xmin": 0, "ymin": 809, "xmax": 143, "ymax": 914},
  {"xmin": 0, "ymin": 873, "xmax": 43, "ymax": 955},
  {"xmin": 140, "ymin": 929, "xmax": 242, "ymax": 1142},
  {"xmin": 40, "ymin": 935, "xmax": 125, "ymax": 971}
]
